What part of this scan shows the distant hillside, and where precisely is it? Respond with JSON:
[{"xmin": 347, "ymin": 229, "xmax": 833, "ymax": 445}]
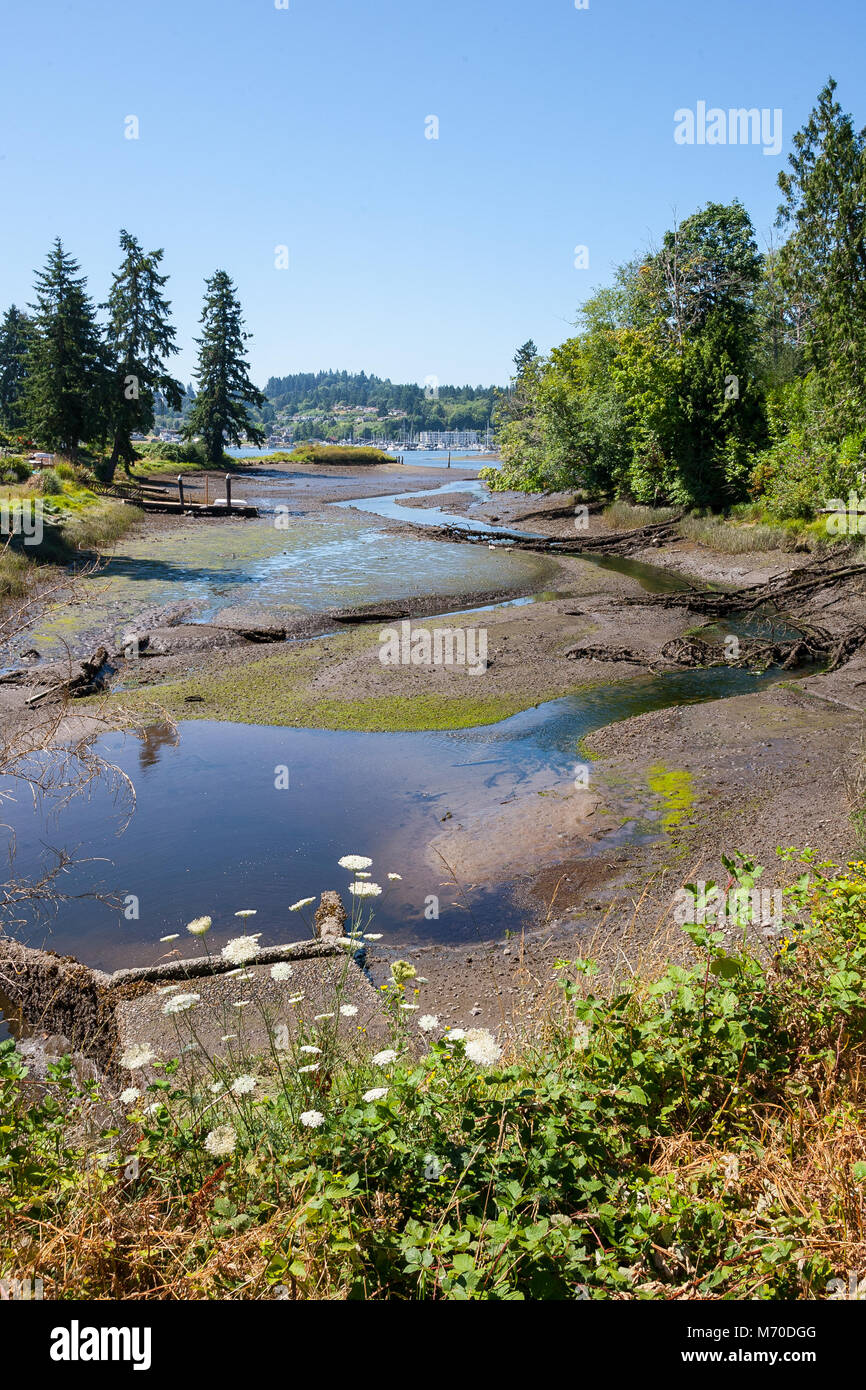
[
  {"xmin": 263, "ymin": 370, "xmax": 499, "ymax": 432},
  {"xmin": 154, "ymin": 370, "xmax": 502, "ymax": 444}
]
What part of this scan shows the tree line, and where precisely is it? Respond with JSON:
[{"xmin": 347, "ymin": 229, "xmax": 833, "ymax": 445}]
[
  {"xmin": 264, "ymin": 371, "xmax": 498, "ymax": 434},
  {"xmin": 489, "ymin": 79, "xmax": 866, "ymax": 518},
  {"xmin": 0, "ymin": 235, "xmax": 265, "ymax": 479}
]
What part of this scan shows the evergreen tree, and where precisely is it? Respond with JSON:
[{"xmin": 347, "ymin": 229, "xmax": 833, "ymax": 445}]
[
  {"xmin": 102, "ymin": 229, "xmax": 184, "ymax": 479},
  {"xmin": 0, "ymin": 305, "xmax": 33, "ymax": 433},
  {"xmin": 24, "ymin": 239, "xmax": 106, "ymax": 457},
  {"xmin": 184, "ymin": 271, "xmax": 265, "ymax": 463},
  {"xmin": 777, "ymin": 78, "xmax": 866, "ymax": 434}
]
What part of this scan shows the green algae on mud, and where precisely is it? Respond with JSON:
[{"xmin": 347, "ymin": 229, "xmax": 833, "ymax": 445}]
[
  {"xmin": 647, "ymin": 763, "xmax": 695, "ymax": 830},
  {"xmin": 97, "ymin": 624, "xmax": 627, "ymax": 732}
]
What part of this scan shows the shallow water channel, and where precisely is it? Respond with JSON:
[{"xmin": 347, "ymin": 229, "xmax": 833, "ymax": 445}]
[{"xmin": 1, "ymin": 479, "xmax": 794, "ymax": 1013}]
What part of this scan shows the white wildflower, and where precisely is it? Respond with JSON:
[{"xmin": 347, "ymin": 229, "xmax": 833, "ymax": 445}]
[
  {"xmin": 387, "ymin": 873, "xmax": 402, "ymax": 881},
  {"xmin": 271, "ymin": 962, "xmax": 293, "ymax": 981},
  {"xmin": 372, "ymin": 1049, "xmax": 397, "ymax": 1066},
  {"xmin": 159, "ymin": 934, "xmax": 179, "ymax": 942},
  {"xmin": 120, "ymin": 1044, "xmax": 157, "ymax": 1071},
  {"xmin": 464, "ymin": 1028, "xmax": 502, "ymax": 1067},
  {"xmin": 418, "ymin": 1014, "xmax": 439, "ymax": 1033},
  {"xmin": 162, "ymin": 992, "xmax": 200, "ymax": 1015},
  {"xmin": 230, "ymin": 1074, "xmax": 257, "ymax": 1096},
  {"xmin": 204, "ymin": 1125, "xmax": 237, "ymax": 1157},
  {"xmin": 187, "ymin": 916, "xmax": 212, "ymax": 936},
  {"xmin": 298, "ymin": 1063, "xmax": 320, "ymax": 1074},
  {"xmin": 235, "ymin": 909, "xmax": 257, "ymax": 918},
  {"xmin": 349, "ymin": 881, "xmax": 382, "ymax": 897},
  {"xmin": 289, "ymin": 897, "xmax": 315, "ymax": 911},
  {"xmin": 221, "ymin": 935, "xmax": 261, "ymax": 966},
  {"xmin": 300, "ymin": 1110, "xmax": 325, "ymax": 1128},
  {"xmin": 362, "ymin": 1088, "xmax": 389, "ymax": 1103},
  {"xmin": 119, "ymin": 1088, "xmax": 140, "ymax": 1105},
  {"xmin": 340, "ymin": 1004, "xmax": 358, "ymax": 1017},
  {"xmin": 573, "ymin": 1022, "xmax": 592, "ymax": 1052},
  {"xmin": 299, "ymin": 1045, "xmax": 322, "ymax": 1055},
  {"xmin": 338, "ymin": 855, "xmax": 373, "ymax": 871},
  {"xmin": 364, "ymin": 933, "xmax": 383, "ymax": 941}
]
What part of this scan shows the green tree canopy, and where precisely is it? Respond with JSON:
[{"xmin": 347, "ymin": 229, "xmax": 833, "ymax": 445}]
[
  {"xmin": 777, "ymin": 77, "xmax": 866, "ymax": 434},
  {"xmin": 184, "ymin": 271, "xmax": 265, "ymax": 464},
  {"xmin": 24, "ymin": 239, "xmax": 107, "ymax": 457},
  {"xmin": 102, "ymin": 229, "xmax": 184, "ymax": 479},
  {"xmin": 0, "ymin": 305, "xmax": 33, "ymax": 434}
]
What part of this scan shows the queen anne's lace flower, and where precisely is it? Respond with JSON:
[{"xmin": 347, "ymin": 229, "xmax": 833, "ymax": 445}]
[
  {"xmin": 372, "ymin": 1049, "xmax": 397, "ymax": 1066},
  {"xmin": 204, "ymin": 1125, "xmax": 237, "ymax": 1157},
  {"xmin": 362, "ymin": 1088, "xmax": 389, "ymax": 1103},
  {"xmin": 120, "ymin": 1044, "xmax": 157, "ymax": 1071},
  {"xmin": 187, "ymin": 916, "xmax": 212, "ymax": 936},
  {"xmin": 162, "ymin": 992, "xmax": 200, "ymax": 1015},
  {"xmin": 418, "ymin": 1014, "xmax": 439, "ymax": 1032},
  {"xmin": 463, "ymin": 1028, "xmax": 502, "ymax": 1067},
  {"xmin": 221, "ymin": 936, "xmax": 261, "ymax": 966},
  {"xmin": 271, "ymin": 962, "xmax": 293, "ymax": 981},
  {"xmin": 230, "ymin": 1074, "xmax": 257, "ymax": 1095},
  {"xmin": 300, "ymin": 1110, "xmax": 325, "ymax": 1128},
  {"xmin": 338, "ymin": 855, "xmax": 373, "ymax": 871},
  {"xmin": 349, "ymin": 881, "xmax": 382, "ymax": 897}
]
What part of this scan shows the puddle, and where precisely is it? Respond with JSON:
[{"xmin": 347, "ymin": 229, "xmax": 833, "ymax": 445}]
[{"xmin": 3, "ymin": 658, "xmax": 790, "ymax": 973}]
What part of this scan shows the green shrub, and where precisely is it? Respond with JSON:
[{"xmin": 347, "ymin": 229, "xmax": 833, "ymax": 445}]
[
  {"xmin": 36, "ymin": 469, "xmax": 63, "ymax": 496},
  {"xmin": 135, "ymin": 440, "xmax": 208, "ymax": 466},
  {"xmin": 2, "ymin": 853, "xmax": 865, "ymax": 1300},
  {"xmin": 288, "ymin": 444, "xmax": 393, "ymax": 466},
  {"xmin": 0, "ymin": 457, "xmax": 30, "ymax": 485}
]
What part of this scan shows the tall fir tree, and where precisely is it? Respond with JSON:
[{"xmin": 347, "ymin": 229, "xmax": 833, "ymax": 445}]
[
  {"xmin": 0, "ymin": 305, "xmax": 33, "ymax": 434},
  {"xmin": 777, "ymin": 78, "xmax": 866, "ymax": 434},
  {"xmin": 184, "ymin": 271, "xmax": 265, "ymax": 463},
  {"xmin": 102, "ymin": 230, "xmax": 184, "ymax": 479},
  {"xmin": 24, "ymin": 239, "xmax": 107, "ymax": 457}
]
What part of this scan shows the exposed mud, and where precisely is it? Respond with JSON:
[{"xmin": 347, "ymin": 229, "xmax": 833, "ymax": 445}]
[{"xmin": 3, "ymin": 459, "xmax": 865, "ymax": 1038}]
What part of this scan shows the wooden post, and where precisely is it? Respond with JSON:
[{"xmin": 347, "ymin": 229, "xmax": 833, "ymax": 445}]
[
  {"xmin": 447, "ymin": 450, "xmax": 451, "ymax": 469},
  {"xmin": 177, "ymin": 475, "xmax": 184, "ymax": 509},
  {"xmin": 225, "ymin": 474, "xmax": 232, "ymax": 512}
]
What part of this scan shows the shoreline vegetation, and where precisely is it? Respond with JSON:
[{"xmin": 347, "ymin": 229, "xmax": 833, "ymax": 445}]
[
  {"xmin": 2, "ymin": 75, "xmax": 866, "ymax": 1303},
  {"xmin": 2, "ymin": 853, "xmax": 866, "ymax": 1300}
]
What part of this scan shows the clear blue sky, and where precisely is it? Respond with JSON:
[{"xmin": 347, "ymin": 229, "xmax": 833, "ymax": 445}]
[{"xmin": 1, "ymin": 0, "xmax": 864, "ymax": 388}]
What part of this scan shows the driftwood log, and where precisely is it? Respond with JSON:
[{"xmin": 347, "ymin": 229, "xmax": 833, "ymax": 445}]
[{"xmin": 25, "ymin": 646, "xmax": 111, "ymax": 706}]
